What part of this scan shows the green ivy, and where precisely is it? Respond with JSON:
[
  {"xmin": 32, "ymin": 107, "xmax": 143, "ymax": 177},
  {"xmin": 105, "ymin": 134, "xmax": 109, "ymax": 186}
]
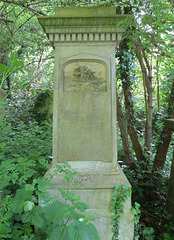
[
  {"xmin": 132, "ymin": 202, "xmax": 141, "ymax": 240},
  {"xmin": 110, "ymin": 184, "xmax": 131, "ymax": 240}
]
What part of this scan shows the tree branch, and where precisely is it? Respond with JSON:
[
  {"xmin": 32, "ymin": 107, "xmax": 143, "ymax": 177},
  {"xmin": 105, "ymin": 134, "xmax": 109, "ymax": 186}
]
[
  {"xmin": 1, "ymin": 0, "xmax": 47, "ymax": 16},
  {"xmin": 153, "ymin": 77, "xmax": 174, "ymax": 169},
  {"xmin": 13, "ymin": 14, "xmax": 35, "ymax": 35},
  {"xmin": 0, "ymin": 17, "xmax": 14, "ymax": 23},
  {"xmin": 135, "ymin": 39, "xmax": 153, "ymax": 153}
]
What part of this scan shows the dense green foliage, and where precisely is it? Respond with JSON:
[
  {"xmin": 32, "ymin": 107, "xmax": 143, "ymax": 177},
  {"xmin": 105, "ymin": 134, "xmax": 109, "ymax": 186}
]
[
  {"xmin": 0, "ymin": 121, "xmax": 100, "ymax": 240},
  {"xmin": 0, "ymin": 0, "xmax": 174, "ymax": 239}
]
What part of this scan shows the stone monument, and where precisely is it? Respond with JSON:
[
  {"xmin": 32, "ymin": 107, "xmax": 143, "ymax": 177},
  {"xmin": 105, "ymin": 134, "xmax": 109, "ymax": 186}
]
[{"xmin": 38, "ymin": 7, "xmax": 134, "ymax": 240}]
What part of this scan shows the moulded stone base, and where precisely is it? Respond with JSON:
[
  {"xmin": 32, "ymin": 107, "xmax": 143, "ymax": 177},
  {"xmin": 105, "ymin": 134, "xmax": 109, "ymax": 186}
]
[{"xmin": 45, "ymin": 164, "xmax": 134, "ymax": 240}]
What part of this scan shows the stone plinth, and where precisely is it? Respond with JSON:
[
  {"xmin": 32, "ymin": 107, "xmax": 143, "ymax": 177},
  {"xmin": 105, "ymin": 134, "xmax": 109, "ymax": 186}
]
[{"xmin": 38, "ymin": 7, "xmax": 134, "ymax": 240}]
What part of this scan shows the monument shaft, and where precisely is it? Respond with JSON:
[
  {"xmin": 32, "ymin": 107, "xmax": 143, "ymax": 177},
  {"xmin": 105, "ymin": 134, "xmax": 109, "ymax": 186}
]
[{"xmin": 38, "ymin": 7, "xmax": 134, "ymax": 239}]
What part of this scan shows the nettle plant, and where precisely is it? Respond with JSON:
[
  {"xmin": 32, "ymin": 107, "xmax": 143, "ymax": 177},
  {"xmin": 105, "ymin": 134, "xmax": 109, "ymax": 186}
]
[
  {"xmin": 43, "ymin": 163, "xmax": 100, "ymax": 240},
  {"xmin": 0, "ymin": 120, "xmax": 100, "ymax": 240},
  {"xmin": 0, "ymin": 119, "xmax": 143, "ymax": 240},
  {"xmin": 0, "ymin": 165, "xmax": 100, "ymax": 240}
]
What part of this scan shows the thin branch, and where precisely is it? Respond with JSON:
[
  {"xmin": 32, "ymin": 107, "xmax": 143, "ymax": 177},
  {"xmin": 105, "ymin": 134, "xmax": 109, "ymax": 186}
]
[
  {"xmin": 140, "ymin": 209, "xmax": 158, "ymax": 218},
  {"xmin": 16, "ymin": 8, "xmax": 25, "ymax": 18},
  {"xmin": 0, "ymin": 3, "xmax": 8, "ymax": 15},
  {"xmin": 6, "ymin": 5, "xmax": 16, "ymax": 15},
  {"xmin": 27, "ymin": 1, "xmax": 46, "ymax": 7},
  {"xmin": 137, "ymin": 38, "xmax": 151, "ymax": 74},
  {"xmin": 13, "ymin": 14, "xmax": 35, "ymax": 35},
  {"xmin": 1, "ymin": 4, "xmax": 15, "ymax": 18},
  {"xmin": 0, "ymin": 17, "xmax": 14, "ymax": 22},
  {"xmin": 24, "ymin": 55, "xmax": 54, "ymax": 68},
  {"xmin": 1, "ymin": 0, "xmax": 47, "ymax": 16},
  {"xmin": 142, "ymin": 47, "xmax": 151, "ymax": 74}
]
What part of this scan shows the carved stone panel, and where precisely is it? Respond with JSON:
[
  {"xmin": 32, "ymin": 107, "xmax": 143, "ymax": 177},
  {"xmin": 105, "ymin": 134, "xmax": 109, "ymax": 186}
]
[
  {"xmin": 57, "ymin": 59, "xmax": 112, "ymax": 162},
  {"xmin": 63, "ymin": 60, "xmax": 107, "ymax": 92}
]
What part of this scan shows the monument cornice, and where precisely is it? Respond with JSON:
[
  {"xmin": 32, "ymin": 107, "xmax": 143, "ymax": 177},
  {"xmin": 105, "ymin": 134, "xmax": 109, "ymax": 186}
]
[
  {"xmin": 38, "ymin": 16, "xmax": 129, "ymax": 33},
  {"xmin": 38, "ymin": 7, "xmax": 131, "ymax": 44},
  {"xmin": 47, "ymin": 32, "xmax": 122, "ymax": 44}
]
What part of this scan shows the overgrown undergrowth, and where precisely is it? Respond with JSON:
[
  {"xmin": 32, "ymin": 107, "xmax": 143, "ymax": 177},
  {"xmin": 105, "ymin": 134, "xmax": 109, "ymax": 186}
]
[{"xmin": 0, "ymin": 120, "xmax": 99, "ymax": 240}]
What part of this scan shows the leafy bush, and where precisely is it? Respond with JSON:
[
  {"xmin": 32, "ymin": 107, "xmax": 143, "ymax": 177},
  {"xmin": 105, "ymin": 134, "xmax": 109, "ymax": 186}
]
[
  {"xmin": 0, "ymin": 120, "xmax": 99, "ymax": 240},
  {"xmin": 0, "ymin": 120, "xmax": 51, "ymax": 239},
  {"xmin": 122, "ymin": 160, "xmax": 174, "ymax": 239}
]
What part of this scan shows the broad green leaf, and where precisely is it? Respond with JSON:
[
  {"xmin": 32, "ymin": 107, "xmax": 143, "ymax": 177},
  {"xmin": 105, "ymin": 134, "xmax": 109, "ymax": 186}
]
[
  {"xmin": 10, "ymin": 198, "xmax": 25, "ymax": 213},
  {"xmin": 21, "ymin": 211, "xmax": 32, "ymax": 223},
  {"xmin": 43, "ymin": 200, "xmax": 75, "ymax": 224},
  {"xmin": 48, "ymin": 226, "xmax": 62, "ymax": 240},
  {"xmin": 31, "ymin": 213, "xmax": 44, "ymax": 228},
  {"xmin": 43, "ymin": 200, "xmax": 64, "ymax": 221},
  {"xmin": 10, "ymin": 189, "xmax": 33, "ymax": 213},
  {"xmin": 68, "ymin": 220, "xmax": 100, "ymax": 240},
  {"xmin": 25, "ymin": 184, "xmax": 34, "ymax": 192}
]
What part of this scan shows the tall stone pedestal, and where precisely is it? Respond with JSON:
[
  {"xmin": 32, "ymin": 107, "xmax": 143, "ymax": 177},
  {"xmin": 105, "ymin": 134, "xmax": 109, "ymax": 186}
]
[{"xmin": 38, "ymin": 7, "xmax": 134, "ymax": 240}]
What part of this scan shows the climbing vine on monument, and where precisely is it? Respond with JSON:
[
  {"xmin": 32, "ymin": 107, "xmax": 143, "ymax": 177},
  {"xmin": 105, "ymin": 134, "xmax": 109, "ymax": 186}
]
[{"xmin": 110, "ymin": 184, "xmax": 131, "ymax": 240}]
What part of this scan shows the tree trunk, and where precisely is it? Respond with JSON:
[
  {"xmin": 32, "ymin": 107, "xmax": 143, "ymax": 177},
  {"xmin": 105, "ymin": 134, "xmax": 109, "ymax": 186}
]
[
  {"xmin": 117, "ymin": 91, "xmax": 136, "ymax": 170},
  {"xmin": 153, "ymin": 128, "xmax": 172, "ymax": 169},
  {"xmin": 153, "ymin": 78, "xmax": 174, "ymax": 169},
  {"xmin": 118, "ymin": 39, "xmax": 146, "ymax": 164},
  {"xmin": 167, "ymin": 148, "xmax": 174, "ymax": 221},
  {"xmin": 135, "ymin": 38, "xmax": 154, "ymax": 155}
]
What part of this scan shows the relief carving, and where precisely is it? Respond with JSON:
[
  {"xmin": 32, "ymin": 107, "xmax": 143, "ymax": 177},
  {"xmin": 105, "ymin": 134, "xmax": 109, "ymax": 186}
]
[{"xmin": 63, "ymin": 61, "xmax": 107, "ymax": 91}]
